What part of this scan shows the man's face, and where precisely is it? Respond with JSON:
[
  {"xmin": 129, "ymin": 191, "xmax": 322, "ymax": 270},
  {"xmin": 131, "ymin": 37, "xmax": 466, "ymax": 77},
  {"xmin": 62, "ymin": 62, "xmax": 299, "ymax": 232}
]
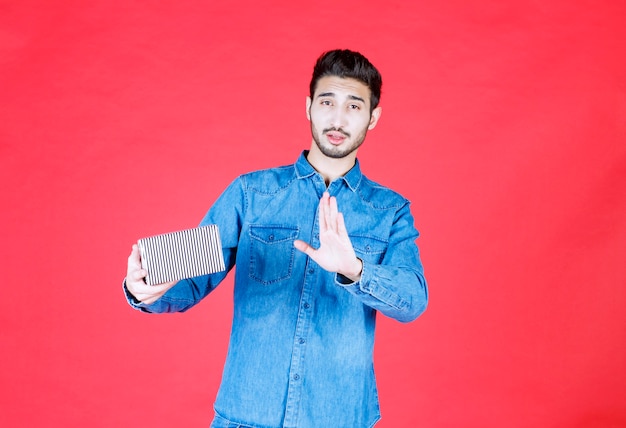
[{"xmin": 307, "ymin": 76, "xmax": 381, "ymax": 159}]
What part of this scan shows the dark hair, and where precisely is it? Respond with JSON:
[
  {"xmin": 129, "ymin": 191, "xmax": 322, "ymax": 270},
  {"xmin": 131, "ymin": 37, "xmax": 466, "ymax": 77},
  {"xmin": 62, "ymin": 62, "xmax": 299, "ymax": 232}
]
[{"xmin": 309, "ymin": 49, "xmax": 382, "ymax": 112}]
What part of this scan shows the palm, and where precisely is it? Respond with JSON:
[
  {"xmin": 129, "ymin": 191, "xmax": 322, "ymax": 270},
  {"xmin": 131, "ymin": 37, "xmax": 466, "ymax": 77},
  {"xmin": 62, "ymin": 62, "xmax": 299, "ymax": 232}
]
[
  {"xmin": 315, "ymin": 217, "xmax": 357, "ymax": 272},
  {"xmin": 294, "ymin": 192, "xmax": 362, "ymax": 280}
]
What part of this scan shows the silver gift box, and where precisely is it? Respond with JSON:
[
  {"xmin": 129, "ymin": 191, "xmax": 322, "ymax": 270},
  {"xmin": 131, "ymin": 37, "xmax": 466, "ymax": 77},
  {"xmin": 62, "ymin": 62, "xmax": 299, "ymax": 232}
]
[{"xmin": 138, "ymin": 225, "xmax": 226, "ymax": 285}]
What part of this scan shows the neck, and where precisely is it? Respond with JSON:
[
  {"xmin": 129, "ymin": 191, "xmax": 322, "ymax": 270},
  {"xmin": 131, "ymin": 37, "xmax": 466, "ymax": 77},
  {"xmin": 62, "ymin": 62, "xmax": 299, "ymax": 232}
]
[{"xmin": 306, "ymin": 143, "xmax": 357, "ymax": 185}]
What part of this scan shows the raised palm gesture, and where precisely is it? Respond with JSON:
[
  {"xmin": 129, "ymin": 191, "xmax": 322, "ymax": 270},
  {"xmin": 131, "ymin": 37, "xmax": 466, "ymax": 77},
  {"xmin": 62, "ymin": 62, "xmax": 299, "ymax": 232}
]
[{"xmin": 294, "ymin": 192, "xmax": 363, "ymax": 282}]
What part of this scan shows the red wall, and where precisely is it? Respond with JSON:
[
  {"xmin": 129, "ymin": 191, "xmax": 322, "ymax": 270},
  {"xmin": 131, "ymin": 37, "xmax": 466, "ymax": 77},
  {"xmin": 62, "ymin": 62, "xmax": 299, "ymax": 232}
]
[{"xmin": 1, "ymin": 1, "xmax": 625, "ymax": 427}]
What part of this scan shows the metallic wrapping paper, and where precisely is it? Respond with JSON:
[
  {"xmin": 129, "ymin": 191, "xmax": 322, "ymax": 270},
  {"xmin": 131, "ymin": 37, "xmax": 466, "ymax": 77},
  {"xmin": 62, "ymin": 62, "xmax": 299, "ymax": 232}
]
[{"xmin": 138, "ymin": 225, "xmax": 226, "ymax": 285}]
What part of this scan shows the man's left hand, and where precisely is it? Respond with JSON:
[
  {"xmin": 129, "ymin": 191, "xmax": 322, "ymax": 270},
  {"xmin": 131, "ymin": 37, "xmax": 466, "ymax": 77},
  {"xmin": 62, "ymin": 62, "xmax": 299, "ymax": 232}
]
[{"xmin": 294, "ymin": 192, "xmax": 362, "ymax": 282}]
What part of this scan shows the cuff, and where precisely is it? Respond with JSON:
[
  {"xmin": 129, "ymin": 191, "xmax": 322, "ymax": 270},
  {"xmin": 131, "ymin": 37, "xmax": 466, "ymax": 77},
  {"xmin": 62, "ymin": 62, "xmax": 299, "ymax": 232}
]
[
  {"xmin": 122, "ymin": 279, "xmax": 150, "ymax": 311},
  {"xmin": 335, "ymin": 258, "xmax": 366, "ymax": 287}
]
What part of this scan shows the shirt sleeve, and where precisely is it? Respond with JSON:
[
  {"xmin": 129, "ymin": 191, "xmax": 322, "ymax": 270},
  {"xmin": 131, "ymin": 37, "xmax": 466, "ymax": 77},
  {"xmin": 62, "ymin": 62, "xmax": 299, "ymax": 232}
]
[
  {"xmin": 122, "ymin": 279, "xmax": 152, "ymax": 312},
  {"xmin": 335, "ymin": 201, "xmax": 428, "ymax": 323},
  {"xmin": 122, "ymin": 177, "xmax": 246, "ymax": 313}
]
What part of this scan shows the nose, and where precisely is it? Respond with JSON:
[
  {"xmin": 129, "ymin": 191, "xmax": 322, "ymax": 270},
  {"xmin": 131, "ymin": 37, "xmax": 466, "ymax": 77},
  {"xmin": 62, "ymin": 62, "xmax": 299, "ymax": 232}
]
[{"xmin": 330, "ymin": 107, "xmax": 347, "ymax": 129}]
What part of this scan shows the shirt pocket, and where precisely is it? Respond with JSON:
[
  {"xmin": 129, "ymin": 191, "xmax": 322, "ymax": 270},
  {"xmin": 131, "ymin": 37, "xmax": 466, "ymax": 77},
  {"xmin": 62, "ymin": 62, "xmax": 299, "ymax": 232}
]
[
  {"xmin": 350, "ymin": 235, "xmax": 388, "ymax": 264},
  {"xmin": 249, "ymin": 225, "xmax": 299, "ymax": 285}
]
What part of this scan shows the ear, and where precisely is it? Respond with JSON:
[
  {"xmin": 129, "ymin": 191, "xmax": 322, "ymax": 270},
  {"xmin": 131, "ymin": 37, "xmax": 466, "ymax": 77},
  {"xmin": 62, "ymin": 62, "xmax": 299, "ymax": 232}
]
[
  {"xmin": 368, "ymin": 106, "xmax": 382, "ymax": 130},
  {"xmin": 306, "ymin": 96, "xmax": 312, "ymax": 121}
]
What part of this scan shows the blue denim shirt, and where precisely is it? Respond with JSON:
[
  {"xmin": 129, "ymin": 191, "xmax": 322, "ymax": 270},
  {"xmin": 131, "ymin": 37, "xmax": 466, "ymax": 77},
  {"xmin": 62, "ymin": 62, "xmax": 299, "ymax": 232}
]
[{"xmin": 127, "ymin": 151, "xmax": 428, "ymax": 427}]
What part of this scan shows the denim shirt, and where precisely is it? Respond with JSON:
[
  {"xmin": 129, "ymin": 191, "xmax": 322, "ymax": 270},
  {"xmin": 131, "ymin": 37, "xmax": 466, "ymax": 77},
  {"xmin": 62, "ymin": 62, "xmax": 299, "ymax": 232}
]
[{"xmin": 126, "ymin": 151, "xmax": 428, "ymax": 428}]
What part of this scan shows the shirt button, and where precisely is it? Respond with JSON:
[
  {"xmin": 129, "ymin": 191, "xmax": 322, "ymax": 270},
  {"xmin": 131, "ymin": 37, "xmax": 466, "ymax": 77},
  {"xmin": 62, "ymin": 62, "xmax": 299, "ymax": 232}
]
[
  {"xmin": 293, "ymin": 374, "xmax": 300, "ymax": 381},
  {"xmin": 298, "ymin": 338, "xmax": 305, "ymax": 344},
  {"xmin": 303, "ymin": 303, "xmax": 310, "ymax": 309},
  {"xmin": 308, "ymin": 269, "xmax": 314, "ymax": 274},
  {"xmin": 268, "ymin": 234, "xmax": 274, "ymax": 241}
]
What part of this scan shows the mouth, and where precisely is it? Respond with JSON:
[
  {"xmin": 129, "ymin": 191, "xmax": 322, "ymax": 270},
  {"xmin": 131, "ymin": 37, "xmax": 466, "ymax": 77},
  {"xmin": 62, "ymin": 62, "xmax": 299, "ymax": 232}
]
[{"xmin": 324, "ymin": 128, "xmax": 350, "ymax": 145}]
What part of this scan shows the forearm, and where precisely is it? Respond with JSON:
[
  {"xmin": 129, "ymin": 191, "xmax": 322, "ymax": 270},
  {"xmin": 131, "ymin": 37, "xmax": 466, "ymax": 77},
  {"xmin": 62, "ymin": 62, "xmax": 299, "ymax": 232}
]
[
  {"xmin": 123, "ymin": 177, "xmax": 245, "ymax": 313},
  {"xmin": 337, "ymin": 260, "xmax": 428, "ymax": 323},
  {"xmin": 123, "ymin": 276, "xmax": 215, "ymax": 313}
]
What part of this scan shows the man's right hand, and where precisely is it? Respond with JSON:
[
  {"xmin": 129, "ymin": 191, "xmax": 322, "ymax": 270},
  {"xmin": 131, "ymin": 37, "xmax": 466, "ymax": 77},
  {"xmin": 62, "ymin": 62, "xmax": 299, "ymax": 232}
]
[{"xmin": 126, "ymin": 244, "xmax": 177, "ymax": 304}]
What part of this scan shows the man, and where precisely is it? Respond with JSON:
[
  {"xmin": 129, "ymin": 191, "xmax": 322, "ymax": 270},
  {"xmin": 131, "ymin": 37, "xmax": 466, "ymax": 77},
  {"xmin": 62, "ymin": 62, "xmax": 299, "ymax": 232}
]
[{"xmin": 125, "ymin": 49, "xmax": 428, "ymax": 428}]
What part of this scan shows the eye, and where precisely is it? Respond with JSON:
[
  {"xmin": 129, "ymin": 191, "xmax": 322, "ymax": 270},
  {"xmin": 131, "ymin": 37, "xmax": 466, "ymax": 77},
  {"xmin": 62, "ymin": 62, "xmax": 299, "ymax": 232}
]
[
  {"xmin": 349, "ymin": 104, "xmax": 361, "ymax": 110},
  {"xmin": 320, "ymin": 100, "xmax": 332, "ymax": 106}
]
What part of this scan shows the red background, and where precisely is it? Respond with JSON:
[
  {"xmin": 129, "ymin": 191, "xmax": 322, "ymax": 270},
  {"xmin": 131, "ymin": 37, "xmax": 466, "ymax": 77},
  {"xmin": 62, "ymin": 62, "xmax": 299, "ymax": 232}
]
[{"xmin": 1, "ymin": 1, "xmax": 625, "ymax": 427}]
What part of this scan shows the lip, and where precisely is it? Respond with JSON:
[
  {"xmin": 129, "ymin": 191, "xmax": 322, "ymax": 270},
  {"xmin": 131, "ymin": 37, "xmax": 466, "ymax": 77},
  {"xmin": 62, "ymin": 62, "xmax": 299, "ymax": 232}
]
[{"xmin": 325, "ymin": 130, "xmax": 348, "ymax": 145}]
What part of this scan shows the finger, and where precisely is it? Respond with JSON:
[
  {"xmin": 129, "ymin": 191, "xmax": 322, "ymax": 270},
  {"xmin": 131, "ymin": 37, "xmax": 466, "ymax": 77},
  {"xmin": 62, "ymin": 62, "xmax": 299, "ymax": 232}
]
[
  {"xmin": 128, "ymin": 244, "xmax": 141, "ymax": 268},
  {"xmin": 129, "ymin": 246, "xmax": 147, "ymax": 279},
  {"xmin": 318, "ymin": 193, "xmax": 329, "ymax": 232},
  {"xmin": 323, "ymin": 193, "xmax": 333, "ymax": 233},
  {"xmin": 337, "ymin": 212, "xmax": 349, "ymax": 238},
  {"xmin": 328, "ymin": 196, "xmax": 339, "ymax": 233},
  {"xmin": 294, "ymin": 239, "xmax": 315, "ymax": 256},
  {"xmin": 130, "ymin": 268, "xmax": 147, "ymax": 282},
  {"xmin": 150, "ymin": 280, "xmax": 177, "ymax": 292},
  {"xmin": 140, "ymin": 281, "xmax": 176, "ymax": 304}
]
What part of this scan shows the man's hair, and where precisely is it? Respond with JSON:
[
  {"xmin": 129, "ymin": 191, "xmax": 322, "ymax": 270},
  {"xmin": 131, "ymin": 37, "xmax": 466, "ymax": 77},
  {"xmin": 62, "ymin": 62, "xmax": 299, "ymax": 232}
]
[{"xmin": 309, "ymin": 49, "xmax": 382, "ymax": 112}]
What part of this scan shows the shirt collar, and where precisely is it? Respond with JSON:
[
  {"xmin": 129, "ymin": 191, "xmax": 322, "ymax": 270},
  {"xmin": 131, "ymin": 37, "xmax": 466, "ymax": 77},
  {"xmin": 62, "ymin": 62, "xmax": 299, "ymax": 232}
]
[{"xmin": 295, "ymin": 150, "xmax": 363, "ymax": 192}]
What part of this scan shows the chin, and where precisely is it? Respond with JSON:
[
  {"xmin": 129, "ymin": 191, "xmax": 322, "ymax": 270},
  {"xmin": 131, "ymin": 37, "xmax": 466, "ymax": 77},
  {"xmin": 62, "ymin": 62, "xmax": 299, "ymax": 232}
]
[{"xmin": 319, "ymin": 144, "xmax": 353, "ymax": 159}]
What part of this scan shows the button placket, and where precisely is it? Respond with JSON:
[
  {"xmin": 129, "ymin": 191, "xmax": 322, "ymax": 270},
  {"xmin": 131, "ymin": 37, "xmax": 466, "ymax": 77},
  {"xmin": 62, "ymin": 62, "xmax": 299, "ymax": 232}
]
[{"xmin": 283, "ymin": 202, "xmax": 320, "ymax": 427}]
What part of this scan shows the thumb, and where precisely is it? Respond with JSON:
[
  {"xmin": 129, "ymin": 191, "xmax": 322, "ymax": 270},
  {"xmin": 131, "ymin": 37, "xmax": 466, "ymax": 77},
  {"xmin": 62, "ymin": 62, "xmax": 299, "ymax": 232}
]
[{"xmin": 294, "ymin": 239, "xmax": 315, "ymax": 256}]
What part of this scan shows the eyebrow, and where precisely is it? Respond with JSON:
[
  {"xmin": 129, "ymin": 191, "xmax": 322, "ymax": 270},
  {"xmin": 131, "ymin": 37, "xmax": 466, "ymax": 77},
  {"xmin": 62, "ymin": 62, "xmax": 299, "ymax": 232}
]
[{"xmin": 316, "ymin": 92, "xmax": 366, "ymax": 103}]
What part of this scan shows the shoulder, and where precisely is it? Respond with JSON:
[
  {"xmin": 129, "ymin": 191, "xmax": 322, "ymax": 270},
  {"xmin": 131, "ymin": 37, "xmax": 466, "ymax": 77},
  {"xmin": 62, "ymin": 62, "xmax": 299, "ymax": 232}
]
[
  {"xmin": 238, "ymin": 163, "xmax": 297, "ymax": 195},
  {"xmin": 357, "ymin": 175, "xmax": 410, "ymax": 210}
]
